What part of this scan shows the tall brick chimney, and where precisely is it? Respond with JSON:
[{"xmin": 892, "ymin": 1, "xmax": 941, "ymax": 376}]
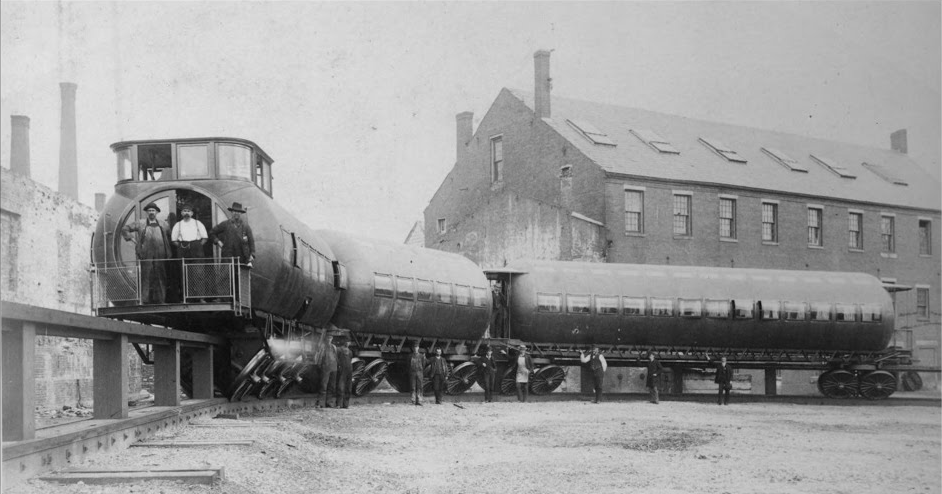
[
  {"xmin": 10, "ymin": 115, "xmax": 31, "ymax": 178},
  {"xmin": 890, "ymin": 129, "xmax": 907, "ymax": 154},
  {"xmin": 456, "ymin": 111, "xmax": 473, "ymax": 165},
  {"xmin": 59, "ymin": 82, "xmax": 78, "ymax": 200},
  {"xmin": 534, "ymin": 49, "xmax": 552, "ymax": 119}
]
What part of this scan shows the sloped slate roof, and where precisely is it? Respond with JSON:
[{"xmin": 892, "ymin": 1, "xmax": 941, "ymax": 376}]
[{"xmin": 507, "ymin": 89, "xmax": 940, "ymax": 211}]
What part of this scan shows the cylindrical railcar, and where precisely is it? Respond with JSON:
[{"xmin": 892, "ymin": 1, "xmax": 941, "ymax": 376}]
[
  {"xmin": 504, "ymin": 260, "xmax": 894, "ymax": 351},
  {"xmin": 317, "ymin": 230, "xmax": 492, "ymax": 340}
]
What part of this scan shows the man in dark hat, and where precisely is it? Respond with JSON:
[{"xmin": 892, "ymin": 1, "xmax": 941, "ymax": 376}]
[
  {"xmin": 334, "ymin": 337, "xmax": 353, "ymax": 409},
  {"xmin": 170, "ymin": 204, "xmax": 208, "ymax": 301},
  {"xmin": 645, "ymin": 352, "xmax": 664, "ymax": 405},
  {"xmin": 209, "ymin": 202, "xmax": 256, "ymax": 298},
  {"xmin": 121, "ymin": 202, "xmax": 172, "ymax": 304},
  {"xmin": 580, "ymin": 345, "xmax": 607, "ymax": 403}
]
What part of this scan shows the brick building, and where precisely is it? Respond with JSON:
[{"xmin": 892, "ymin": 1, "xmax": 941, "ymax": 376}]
[{"xmin": 425, "ymin": 50, "xmax": 941, "ymax": 390}]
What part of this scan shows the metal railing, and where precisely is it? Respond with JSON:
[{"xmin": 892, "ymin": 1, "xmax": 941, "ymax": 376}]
[{"xmin": 91, "ymin": 258, "xmax": 251, "ymax": 314}]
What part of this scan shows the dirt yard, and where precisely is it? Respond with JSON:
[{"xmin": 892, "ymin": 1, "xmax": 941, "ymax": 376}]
[{"xmin": 5, "ymin": 396, "xmax": 940, "ymax": 494}]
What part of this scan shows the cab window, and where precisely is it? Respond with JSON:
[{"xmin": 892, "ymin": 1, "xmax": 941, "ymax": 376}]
[
  {"xmin": 178, "ymin": 144, "xmax": 209, "ymax": 178},
  {"xmin": 217, "ymin": 143, "xmax": 252, "ymax": 180},
  {"xmin": 137, "ymin": 143, "xmax": 172, "ymax": 181},
  {"xmin": 116, "ymin": 147, "xmax": 133, "ymax": 181}
]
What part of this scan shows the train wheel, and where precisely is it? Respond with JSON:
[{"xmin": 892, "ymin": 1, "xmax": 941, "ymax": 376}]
[
  {"xmin": 858, "ymin": 370, "xmax": 897, "ymax": 400},
  {"xmin": 902, "ymin": 371, "xmax": 923, "ymax": 392},
  {"xmin": 256, "ymin": 360, "xmax": 288, "ymax": 399},
  {"xmin": 530, "ymin": 365, "xmax": 566, "ymax": 395},
  {"xmin": 353, "ymin": 359, "xmax": 388, "ymax": 397},
  {"xmin": 229, "ymin": 379, "xmax": 255, "ymax": 402},
  {"xmin": 446, "ymin": 362, "xmax": 478, "ymax": 395},
  {"xmin": 384, "ymin": 362, "xmax": 412, "ymax": 393},
  {"xmin": 499, "ymin": 367, "xmax": 517, "ymax": 395},
  {"xmin": 227, "ymin": 349, "xmax": 269, "ymax": 401},
  {"xmin": 817, "ymin": 369, "xmax": 857, "ymax": 398},
  {"xmin": 273, "ymin": 363, "xmax": 308, "ymax": 399}
]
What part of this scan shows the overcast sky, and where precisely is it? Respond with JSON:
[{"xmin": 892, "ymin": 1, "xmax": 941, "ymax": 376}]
[{"xmin": 2, "ymin": 1, "xmax": 939, "ymax": 243}]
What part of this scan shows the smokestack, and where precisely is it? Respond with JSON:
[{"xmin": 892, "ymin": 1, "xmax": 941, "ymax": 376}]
[
  {"xmin": 534, "ymin": 49, "xmax": 552, "ymax": 119},
  {"xmin": 59, "ymin": 82, "xmax": 78, "ymax": 200},
  {"xmin": 10, "ymin": 115, "xmax": 31, "ymax": 178},
  {"xmin": 95, "ymin": 193, "xmax": 106, "ymax": 212},
  {"xmin": 456, "ymin": 111, "xmax": 473, "ymax": 165},
  {"xmin": 890, "ymin": 129, "xmax": 907, "ymax": 154}
]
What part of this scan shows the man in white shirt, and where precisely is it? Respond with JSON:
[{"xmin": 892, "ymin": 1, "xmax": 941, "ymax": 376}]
[
  {"xmin": 580, "ymin": 346, "xmax": 608, "ymax": 404},
  {"xmin": 171, "ymin": 204, "xmax": 208, "ymax": 300}
]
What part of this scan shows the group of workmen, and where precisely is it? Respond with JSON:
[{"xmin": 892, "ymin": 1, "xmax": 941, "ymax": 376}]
[
  {"xmin": 313, "ymin": 334, "xmax": 355, "ymax": 408},
  {"xmin": 396, "ymin": 343, "xmax": 736, "ymax": 406},
  {"xmin": 121, "ymin": 201, "xmax": 255, "ymax": 304}
]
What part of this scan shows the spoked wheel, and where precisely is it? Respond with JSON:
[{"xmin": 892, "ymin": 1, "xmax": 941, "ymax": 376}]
[
  {"xmin": 530, "ymin": 365, "xmax": 566, "ymax": 395},
  {"xmin": 499, "ymin": 367, "xmax": 517, "ymax": 395},
  {"xmin": 858, "ymin": 370, "xmax": 897, "ymax": 400},
  {"xmin": 352, "ymin": 359, "xmax": 388, "ymax": 397},
  {"xmin": 817, "ymin": 369, "xmax": 858, "ymax": 398},
  {"xmin": 446, "ymin": 362, "xmax": 478, "ymax": 395},
  {"xmin": 384, "ymin": 362, "xmax": 412, "ymax": 393},
  {"xmin": 902, "ymin": 371, "xmax": 923, "ymax": 392},
  {"xmin": 256, "ymin": 359, "xmax": 290, "ymax": 399},
  {"xmin": 227, "ymin": 349, "xmax": 270, "ymax": 401},
  {"xmin": 274, "ymin": 363, "xmax": 309, "ymax": 399}
]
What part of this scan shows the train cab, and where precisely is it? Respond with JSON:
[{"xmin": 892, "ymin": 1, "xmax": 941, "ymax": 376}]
[{"xmin": 90, "ymin": 137, "xmax": 341, "ymax": 333}]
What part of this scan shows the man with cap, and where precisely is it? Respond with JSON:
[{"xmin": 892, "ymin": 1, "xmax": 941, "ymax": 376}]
[
  {"xmin": 514, "ymin": 345, "xmax": 535, "ymax": 402},
  {"xmin": 580, "ymin": 346, "xmax": 608, "ymax": 403},
  {"xmin": 409, "ymin": 342, "xmax": 427, "ymax": 406},
  {"xmin": 428, "ymin": 347, "xmax": 448, "ymax": 404},
  {"xmin": 209, "ymin": 202, "xmax": 256, "ymax": 297},
  {"xmin": 170, "ymin": 204, "xmax": 208, "ymax": 300},
  {"xmin": 122, "ymin": 202, "xmax": 172, "ymax": 304},
  {"xmin": 334, "ymin": 337, "xmax": 353, "ymax": 409},
  {"xmin": 315, "ymin": 334, "xmax": 338, "ymax": 408},
  {"xmin": 645, "ymin": 352, "xmax": 664, "ymax": 405}
]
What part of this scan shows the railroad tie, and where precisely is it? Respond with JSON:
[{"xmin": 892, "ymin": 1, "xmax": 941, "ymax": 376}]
[
  {"xmin": 39, "ymin": 466, "xmax": 225, "ymax": 485},
  {"xmin": 131, "ymin": 440, "xmax": 254, "ymax": 447}
]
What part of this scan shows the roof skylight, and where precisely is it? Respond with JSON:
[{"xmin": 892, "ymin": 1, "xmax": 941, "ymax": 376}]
[
  {"xmin": 699, "ymin": 137, "xmax": 747, "ymax": 163},
  {"xmin": 567, "ymin": 119, "xmax": 617, "ymax": 146},
  {"xmin": 761, "ymin": 147, "xmax": 808, "ymax": 172},
  {"xmin": 630, "ymin": 129, "xmax": 680, "ymax": 154},
  {"xmin": 810, "ymin": 154, "xmax": 856, "ymax": 179},
  {"xmin": 862, "ymin": 162, "xmax": 908, "ymax": 186}
]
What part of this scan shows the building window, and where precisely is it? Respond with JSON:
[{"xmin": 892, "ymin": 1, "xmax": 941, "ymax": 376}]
[
  {"xmin": 673, "ymin": 194, "xmax": 692, "ymax": 236},
  {"xmin": 625, "ymin": 190, "xmax": 644, "ymax": 233},
  {"xmin": 630, "ymin": 129, "xmax": 680, "ymax": 154},
  {"xmin": 810, "ymin": 154, "xmax": 856, "ymax": 179},
  {"xmin": 862, "ymin": 162, "xmax": 908, "ymax": 186},
  {"xmin": 437, "ymin": 218, "xmax": 446, "ymax": 234},
  {"xmin": 762, "ymin": 147, "xmax": 808, "ymax": 172},
  {"xmin": 491, "ymin": 136, "xmax": 503, "ymax": 183},
  {"xmin": 916, "ymin": 287, "xmax": 929, "ymax": 320},
  {"xmin": 807, "ymin": 207, "xmax": 823, "ymax": 246},
  {"xmin": 881, "ymin": 215, "xmax": 895, "ymax": 253},
  {"xmin": 848, "ymin": 212, "xmax": 863, "ymax": 249},
  {"xmin": 567, "ymin": 119, "xmax": 617, "ymax": 146},
  {"xmin": 719, "ymin": 197, "xmax": 736, "ymax": 239},
  {"xmin": 699, "ymin": 137, "xmax": 747, "ymax": 163},
  {"xmin": 762, "ymin": 202, "xmax": 778, "ymax": 243},
  {"xmin": 919, "ymin": 220, "xmax": 932, "ymax": 255}
]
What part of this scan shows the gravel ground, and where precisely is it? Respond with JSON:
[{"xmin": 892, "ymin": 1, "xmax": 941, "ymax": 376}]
[{"xmin": 5, "ymin": 396, "xmax": 940, "ymax": 494}]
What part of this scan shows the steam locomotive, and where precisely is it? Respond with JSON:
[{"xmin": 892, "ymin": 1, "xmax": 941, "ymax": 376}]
[{"xmin": 90, "ymin": 137, "xmax": 912, "ymax": 401}]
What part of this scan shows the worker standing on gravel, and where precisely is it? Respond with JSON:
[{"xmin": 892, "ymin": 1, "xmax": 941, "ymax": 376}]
[
  {"xmin": 315, "ymin": 334, "xmax": 338, "ymax": 408},
  {"xmin": 580, "ymin": 346, "xmax": 608, "ymax": 403},
  {"xmin": 714, "ymin": 356, "xmax": 734, "ymax": 406},
  {"xmin": 335, "ymin": 338, "xmax": 353, "ymax": 409},
  {"xmin": 515, "ymin": 345, "xmax": 535, "ymax": 402},
  {"xmin": 409, "ymin": 342, "xmax": 427, "ymax": 406},
  {"xmin": 429, "ymin": 347, "xmax": 448, "ymax": 404},
  {"xmin": 645, "ymin": 352, "xmax": 664, "ymax": 404}
]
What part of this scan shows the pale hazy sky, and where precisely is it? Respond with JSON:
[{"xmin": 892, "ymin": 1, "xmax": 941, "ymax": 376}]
[{"xmin": 2, "ymin": 1, "xmax": 940, "ymax": 243}]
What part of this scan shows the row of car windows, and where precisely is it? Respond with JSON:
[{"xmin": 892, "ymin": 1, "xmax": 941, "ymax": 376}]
[
  {"xmin": 535, "ymin": 293, "xmax": 883, "ymax": 323},
  {"xmin": 373, "ymin": 274, "xmax": 489, "ymax": 308}
]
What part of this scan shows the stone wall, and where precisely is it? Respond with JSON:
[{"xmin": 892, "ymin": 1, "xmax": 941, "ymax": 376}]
[{"xmin": 1, "ymin": 167, "xmax": 143, "ymax": 408}]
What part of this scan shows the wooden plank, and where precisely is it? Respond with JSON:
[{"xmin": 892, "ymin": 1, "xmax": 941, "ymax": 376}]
[
  {"xmin": 154, "ymin": 341, "xmax": 181, "ymax": 407},
  {"xmin": 93, "ymin": 335, "xmax": 129, "ymax": 420},
  {"xmin": 2, "ymin": 320, "xmax": 36, "ymax": 441},
  {"xmin": 132, "ymin": 440, "xmax": 254, "ymax": 447},
  {"xmin": 40, "ymin": 468, "xmax": 224, "ymax": 485},
  {"xmin": 189, "ymin": 346, "xmax": 214, "ymax": 399},
  {"xmin": 0, "ymin": 301, "xmax": 227, "ymax": 345}
]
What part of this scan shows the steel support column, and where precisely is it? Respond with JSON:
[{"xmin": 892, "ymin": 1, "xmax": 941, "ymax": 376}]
[
  {"xmin": 765, "ymin": 369, "xmax": 778, "ymax": 396},
  {"xmin": 189, "ymin": 346, "xmax": 214, "ymax": 399}
]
